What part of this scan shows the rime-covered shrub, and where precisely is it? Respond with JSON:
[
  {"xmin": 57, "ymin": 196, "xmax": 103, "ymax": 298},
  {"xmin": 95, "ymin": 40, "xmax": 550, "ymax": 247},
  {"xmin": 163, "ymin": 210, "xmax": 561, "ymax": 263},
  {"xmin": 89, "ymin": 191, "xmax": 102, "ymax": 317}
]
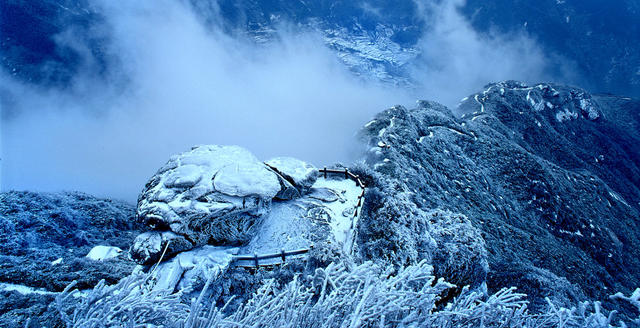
[
  {"xmin": 306, "ymin": 239, "xmax": 344, "ymax": 269},
  {"xmin": 488, "ymin": 260, "xmax": 586, "ymax": 312},
  {"xmin": 56, "ymin": 273, "xmax": 189, "ymax": 327},
  {"xmin": 427, "ymin": 210, "xmax": 489, "ymax": 290},
  {"xmin": 352, "ymin": 163, "xmax": 487, "ymax": 292},
  {"xmin": 352, "ymin": 163, "xmax": 436, "ymax": 267},
  {"xmin": 55, "ymin": 260, "xmax": 640, "ymax": 327},
  {"xmin": 357, "ymin": 186, "xmax": 436, "ymax": 266}
]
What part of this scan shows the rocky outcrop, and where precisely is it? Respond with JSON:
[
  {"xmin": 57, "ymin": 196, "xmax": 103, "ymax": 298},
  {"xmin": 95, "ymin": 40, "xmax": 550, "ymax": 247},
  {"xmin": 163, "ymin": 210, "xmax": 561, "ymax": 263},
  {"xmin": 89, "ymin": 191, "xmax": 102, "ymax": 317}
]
[
  {"xmin": 133, "ymin": 145, "xmax": 319, "ymax": 264},
  {"xmin": 85, "ymin": 246, "xmax": 123, "ymax": 261},
  {"xmin": 133, "ymin": 145, "xmax": 280, "ymax": 263},
  {"xmin": 265, "ymin": 157, "xmax": 318, "ymax": 192},
  {"xmin": 151, "ymin": 246, "xmax": 238, "ymax": 293},
  {"xmin": 130, "ymin": 231, "xmax": 193, "ymax": 264}
]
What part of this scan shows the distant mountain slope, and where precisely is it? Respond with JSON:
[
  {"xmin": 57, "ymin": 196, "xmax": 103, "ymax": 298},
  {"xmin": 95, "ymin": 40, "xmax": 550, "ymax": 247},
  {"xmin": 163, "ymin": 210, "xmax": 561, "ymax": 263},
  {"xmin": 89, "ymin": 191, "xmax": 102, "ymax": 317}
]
[
  {"xmin": 2, "ymin": 0, "xmax": 638, "ymax": 96},
  {"xmin": 0, "ymin": 0, "xmax": 109, "ymax": 86},
  {"xmin": 359, "ymin": 81, "xmax": 640, "ymax": 314},
  {"xmin": 461, "ymin": 0, "xmax": 640, "ymax": 97}
]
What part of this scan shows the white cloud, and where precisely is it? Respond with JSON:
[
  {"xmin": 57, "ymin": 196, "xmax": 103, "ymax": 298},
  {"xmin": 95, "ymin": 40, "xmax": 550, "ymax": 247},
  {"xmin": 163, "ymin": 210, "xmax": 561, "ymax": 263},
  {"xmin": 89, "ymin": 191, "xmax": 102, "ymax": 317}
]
[
  {"xmin": 0, "ymin": 0, "xmax": 412, "ymax": 201},
  {"xmin": 410, "ymin": 0, "xmax": 564, "ymax": 109},
  {"xmin": 0, "ymin": 0, "xmax": 575, "ymax": 201}
]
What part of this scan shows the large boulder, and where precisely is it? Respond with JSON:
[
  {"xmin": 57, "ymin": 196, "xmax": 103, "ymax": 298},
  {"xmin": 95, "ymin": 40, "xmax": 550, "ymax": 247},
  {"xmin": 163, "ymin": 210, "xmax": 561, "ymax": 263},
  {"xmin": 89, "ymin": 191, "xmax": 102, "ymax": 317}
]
[{"xmin": 133, "ymin": 145, "xmax": 283, "ymax": 264}]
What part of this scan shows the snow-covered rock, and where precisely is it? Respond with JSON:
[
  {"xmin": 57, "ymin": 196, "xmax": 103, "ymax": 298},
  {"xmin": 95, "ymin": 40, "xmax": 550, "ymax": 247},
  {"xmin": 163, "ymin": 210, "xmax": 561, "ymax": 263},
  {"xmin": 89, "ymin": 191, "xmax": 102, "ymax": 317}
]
[
  {"xmin": 265, "ymin": 157, "xmax": 318, "ymax": 195},
  {"xmin": 135, "ymin": 145, "xmax": 282, "ymax": 255},
  {"xmin": 85, "ymin": 245, "xmax": 123, "ymax": 261},
  {"xmin": 129, "ymin": 231, "xmax": 193, "ymax": 265},
  {"xmin": 152, "ymin": 246, "xmax": 238, "ymax": 293},
  {"xmin": 133, "ymin": 145, "xmax": 328, "ymax": 264},
  {"xmin": 213, "ymin": 162, "xmax": 281, "ymax": 198}
]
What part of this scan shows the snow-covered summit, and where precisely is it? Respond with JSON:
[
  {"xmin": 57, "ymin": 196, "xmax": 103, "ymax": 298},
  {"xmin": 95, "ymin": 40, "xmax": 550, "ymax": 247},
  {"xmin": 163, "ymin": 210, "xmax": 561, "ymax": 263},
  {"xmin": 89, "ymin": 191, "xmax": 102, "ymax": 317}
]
[{"xmin": 459, "ymin": 81, "xmax": 603, "ymax": 124}]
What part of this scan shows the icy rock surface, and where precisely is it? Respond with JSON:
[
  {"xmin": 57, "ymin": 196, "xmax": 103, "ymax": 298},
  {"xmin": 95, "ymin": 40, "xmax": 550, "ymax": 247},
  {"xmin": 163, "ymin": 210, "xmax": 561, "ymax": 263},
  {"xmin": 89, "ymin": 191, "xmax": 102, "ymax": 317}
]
[
  {"xmin": 134, "ymin": 145, "xmax": 284, "ymax": 263},
  {"xmin": 265, "ymin": 157, "xmax": 319, "ymax": 195},
  {"xmin": 129, "ymin": 231, "xmax": 192, "ymax": 264},
  {"xmin": 133, "ymin": 145, "xmax": 325, "ymax": 265},
  {"xmin": 152, "ymin": 246, "xmax": 238, "ymax": 293},
  {"xmin": 213, "ymin": 162, "xmax": 280, "ymax": 198}
]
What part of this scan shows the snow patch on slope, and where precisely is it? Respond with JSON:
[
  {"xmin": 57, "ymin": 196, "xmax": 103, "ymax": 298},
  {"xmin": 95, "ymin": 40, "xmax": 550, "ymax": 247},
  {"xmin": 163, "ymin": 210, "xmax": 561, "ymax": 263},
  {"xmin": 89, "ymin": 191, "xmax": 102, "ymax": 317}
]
[{"xmin": 86, "ymin": 245, "xmax": 123, "ymax": 261}]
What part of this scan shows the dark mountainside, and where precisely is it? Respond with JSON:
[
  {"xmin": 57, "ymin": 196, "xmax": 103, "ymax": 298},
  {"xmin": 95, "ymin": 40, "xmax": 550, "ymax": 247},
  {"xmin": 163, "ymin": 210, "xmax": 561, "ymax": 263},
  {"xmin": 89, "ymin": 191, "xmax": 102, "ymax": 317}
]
[
  {"xmin": 0, "ymin": 192, "xmax": 141, "ymax": 325},
  {"xmin": 358, "ymin": 81, "xmax": 640, "ymax": 313},
  {"xmin": 2, "ymin": 0, "xmax": 639, "ymax": 97},
  {"xmin": 461, "ymin": 0, "xmax": 640, "ymax": 98}
]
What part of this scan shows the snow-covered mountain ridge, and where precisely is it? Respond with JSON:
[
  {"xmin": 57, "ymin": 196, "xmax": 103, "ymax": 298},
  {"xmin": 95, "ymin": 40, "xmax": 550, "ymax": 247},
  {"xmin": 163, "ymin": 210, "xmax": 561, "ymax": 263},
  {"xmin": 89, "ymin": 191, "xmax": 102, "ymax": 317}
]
[
  {"xmin": 359, "ymin": 81, "xmax": 640, "ymax": 314},
  {"xmin": 3, "ymin": 81, "xmax": 640, "ymax": 326}
]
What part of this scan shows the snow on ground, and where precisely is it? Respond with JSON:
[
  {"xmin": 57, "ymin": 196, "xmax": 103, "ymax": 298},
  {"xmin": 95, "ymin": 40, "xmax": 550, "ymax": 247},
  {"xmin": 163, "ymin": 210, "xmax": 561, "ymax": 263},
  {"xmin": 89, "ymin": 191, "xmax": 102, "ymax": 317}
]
[
  {"xmin": 240, "ymin": 175, "xmax": 362, "ymax": 260},
  {"xmin": 85, "ymin": 245, "xmax": 123, "ymax": 261},
  {"xmin": 312, "ymin": 177, "xmax": 362, "ymax": 254},
  {"xmin": 241, "ymin": 197, "xmax": 314, "ymax": 256},
  {"xmin": 0, "ymin": 283, "xmax": 57, "ymax": 295}
]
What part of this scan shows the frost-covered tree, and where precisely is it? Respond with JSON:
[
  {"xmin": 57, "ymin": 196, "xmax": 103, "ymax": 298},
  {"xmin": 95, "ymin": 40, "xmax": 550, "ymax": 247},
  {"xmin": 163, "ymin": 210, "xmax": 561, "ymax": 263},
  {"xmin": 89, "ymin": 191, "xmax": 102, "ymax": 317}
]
[{"xmin": 55, "ymin": 260, "xmax": 639, "ymax": 327}]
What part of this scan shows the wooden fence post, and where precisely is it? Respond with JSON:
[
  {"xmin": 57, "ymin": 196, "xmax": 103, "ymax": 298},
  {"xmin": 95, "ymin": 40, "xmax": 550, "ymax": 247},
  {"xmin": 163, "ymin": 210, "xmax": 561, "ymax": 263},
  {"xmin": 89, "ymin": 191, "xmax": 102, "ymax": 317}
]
[
  {"xmin": 281, "ymin": 249, "xmax": 286, "ymax": 263},
  {"xmin": 254, "ymin": 253, "xmax": 259, "ymax": 268}
]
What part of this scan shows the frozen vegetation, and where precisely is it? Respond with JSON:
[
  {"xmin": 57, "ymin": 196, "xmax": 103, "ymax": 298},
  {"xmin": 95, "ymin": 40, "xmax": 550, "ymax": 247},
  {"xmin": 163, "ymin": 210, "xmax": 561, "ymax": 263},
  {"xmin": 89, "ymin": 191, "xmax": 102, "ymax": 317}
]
[
  {"xmin": 357, "ymin": 81, "xmax": 640, "ymax": 320},
  {"xmin": 0, "ymin": 191, "xmax": 142, "ymax": 326},
  {"xmin": 55, "ymin": 259, "xmax": 640, "ymax": 327}
]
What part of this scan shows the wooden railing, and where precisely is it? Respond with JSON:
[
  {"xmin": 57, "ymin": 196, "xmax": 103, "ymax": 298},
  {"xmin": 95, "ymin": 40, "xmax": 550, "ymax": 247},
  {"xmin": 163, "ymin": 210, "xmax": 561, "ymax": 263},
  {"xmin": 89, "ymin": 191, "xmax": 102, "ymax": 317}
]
[
  {"xmin": 231, "ymin": 167, "xmax": 366, "ymax": 269},
  {"xmin": 232, "ymin": 247, "xmax": 312, "ymax": 268}
]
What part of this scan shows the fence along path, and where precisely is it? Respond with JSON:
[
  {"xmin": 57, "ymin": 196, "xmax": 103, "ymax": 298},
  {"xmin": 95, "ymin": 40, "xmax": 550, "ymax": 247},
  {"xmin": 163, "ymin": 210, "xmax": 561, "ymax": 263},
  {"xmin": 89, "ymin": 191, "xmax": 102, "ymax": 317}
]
[{"xmin": 232, "ymin": 168, "xmax": 366, "ymax": 268}]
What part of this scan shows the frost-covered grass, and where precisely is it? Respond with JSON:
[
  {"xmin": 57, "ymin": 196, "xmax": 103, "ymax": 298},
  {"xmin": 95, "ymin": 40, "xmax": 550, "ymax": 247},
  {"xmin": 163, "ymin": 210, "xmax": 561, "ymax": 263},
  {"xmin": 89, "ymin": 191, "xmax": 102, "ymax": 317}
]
[{"xmin": 55, "ymin": 260, "xmax": 639, "ymax": 327}]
